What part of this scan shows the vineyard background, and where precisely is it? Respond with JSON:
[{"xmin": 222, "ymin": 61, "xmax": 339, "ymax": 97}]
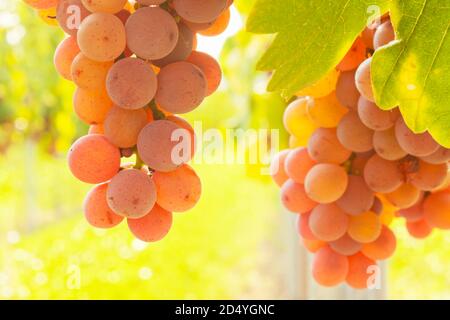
[{"xmin": 0, "ymin": 0, "xmax": 449, "ymax": 299}]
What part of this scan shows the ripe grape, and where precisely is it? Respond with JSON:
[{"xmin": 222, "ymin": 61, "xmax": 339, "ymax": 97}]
[
  {"xmin": 373, "ymin": 21, "xmax": 395, "ymax": 49},
  {"xmin": 370, "ymin": 196, "xmax": 383, "ymax": 215},
  {"xmin": 166, "ymin": 115, "xmax": 197, "ymax": 157},
  {"xmin": 337, "ymin": 112, "xmax": 374, "ymax": 152},
  {"xmin": 395, "ymin": 117, "xmax": 439, "ymax": 157},
  {"xmin": 355, "ymin": 57, "xmax": 374, "ymax": 102},
  {"xmin": 270, "ymin": 150, "xmax": 290, "ymax": 187},
  {"xmin": 107, "ymin": 169, "xmax": 157, "ymax": 219},
  {"xmin": 71, "ymin": 52, "xmax": 113, "ymax": 90},
  {"xmin": 56, "ymin": 0, "xmax": 90, "ymax": 36},
  {"xmin": 280, "ymin": 180, "xmax": 317, "ymax": 214},
  {"xmin": 305, "ymin": 164, "xmax": 349, "ymax": 204},
  {"xmin": 406, "ymin": 219, "xmax": 433, "ymax": 239},
  {"xmin": 307, "ymin": 128, "xmax": 351, "ymax": 164},
  {"xmin": 137, "ymin": 120, "xmax": 188, "ymax": 172},
  {"xmin": 128, "ymin": 204, "xmax": 173, "ymax": 243},
  {"xmin": 309, "ymin": 204, "xmax": 349, "ymax": 242},
  {"xmin": 199, "ymin": 8, "xmax": 231, "ymax": 36},
  {"xmin": 83, "ymin": 183, "xmax": 124, "ymax": 228},
  {"xmin": 77, "ymin": 13, "xmax": 126, "ymax": 62},
  {"xmin": 153, "ymin": 23, "xmax": 195, "ymax": 68},
  {"xmin": 81, "ymin": 0, "xmax": 127, "ymax": 14},
  {"xmin": 284, "ymin": 147, "xmax": 316, "ymax": 184},
  {"xmin": 386, "ymin": 183, "xmax": 421, "ymax": 209},
  {"xmin": 357, "ymin": 97, "xmax": 398, "ymax": 131},
  {"xmin": 329, "ymin": 234, "xmax": 362, "ymax": 256},
  {"xmin": 312, "ymin": 246, "xmax": 349, "ymax": 287},
  {"xmin": 336, "ymin": 175, "xmax": 375, "ymax": 215},
  {"xmin": 347, "ymin": 211, "xmax": 382, "ymax": 243},
  {"xmin": 397, "ymin": 201, "xmax": 424, "ymax": 222},
  {"xmin": 337, "ymin": 37, "xmax": 367, "ymax": 72},
  {"xmin": 364, "ymin": 154, "xmax": 403, "ymax": 192},
  {"xmin": 106, "ymin": 57, "xmax": 157, "ymax": 110},
  {"xmin": 187, "ymin": 51, "xmax": 222, "ymax": 96},
  {"xmin": 104, "ymin": 106, "xmax": 148, "ymax": 148},
  {"xmin": 421, "ymin": 146, "xmax": 450, "ymax": 164},
  {"xmin": 68, "ymin": 134, "xmax": 121, "ymax": 184},
  {"xmin": 297, "ymin": 212, "xmax": 316, "ymax": 240},
  {"xmin": 126, "ymin": 7, "xmax": 179, "ymax": 60},
  {"xmin": 153, "ymin": 164, "xmax": 202, "ymax": 212},
  {"xmin": 173, "ymin": 0, "xmax": 227, "ymax": 24},
  {"xmin": 303, "ymin": 238, "xmax": 327, "ymax": 253},
  {"xmin": 373, "ymin": 127, "xmax": 407, "ymax": 161},
  {"xmin": 54, "ymin": 36, "xmax": 80, "ymax": 81},
  {"xmin": 283, "ymin": 98, "xmax": 317, "ymax": 142},
  {"xmin": 25, "ymin": 0, "xmax": 59, "ymax": 9},
  {"xmin": 423, "ymin": 190, "xmax": 450, "ymax": 229},
  {"xmin": 361, "ymin": 226, "xmax": 396, "ymax": 260},
  {"xmin": 73, "ymin": 87, "xmax": 113, "ymax": 124},
  {"xmin": 307, "ymin": 92, "xmax": 348, "ymax": 128},
  {"xmin": 296, "ymin": 69, "xmax": 339, "ymax": 98},
  {"xmin": 156, "ymin": 62, "xmax": 208, "ymax": 114},
  {"xmin": 336, "ymin": 70, "xmax": 360, "ymax": 110},
  {"xmin": 408, "ymin": 160, "xmax": 448, "ymax": 191},
  {"xmin": 346, "ymin": 253, "xmax": 376, "ymax": 289}
]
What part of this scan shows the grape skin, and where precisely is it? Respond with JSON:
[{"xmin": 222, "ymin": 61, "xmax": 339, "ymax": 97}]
[
  {"xmin": 309, "ymin": 203, "xmax": 349, "ymax": 242},
  {"xmin": 361, "ymin": 226, "xmax": 396, "ymax": 260},
  {"xmin": 173, "ymin": 0, "xmax": 227, "ymax": 24},
  {"xmin": 126, "ymin": 7, "xmax": 179, "ymax": 60},
  {"xmin": 68, "ymin": 134, "xmax": 121, "ymax": 184},
  {"xmin": 107, "ymin": 169, "xmax": 157, "ymax": 219},
  {"xmin": 83, "ymin": 183, "xmax": 124, "ymax": 229},
  {"xmin": 312, "ymin": 246, "xmax": 349, "ymax": 287},
  {"xmin": 187, "ymin": 51, "xmax": 222, "ymax": 96},
  {"xmin": 421, "ymin": 147, "xmax": 450, "ymax": 164},
  {"xmin": 56, "ymin": 0, "xmax": 90, "ymax": 36},
  {"xmin": 128, "ymin": 204, "xmax": 173, "ymax": 243},
  {"xmin": 307, "ymin": 92, "xmax": 348, "ymax": 128},
  {"xmin": 395, "ymin": 117, "xmax": 440, "ymax": 157},
  {"xmin": 199, "ymin": 8, "xmax": 231, "ymax": 36},
  {"xmin": 81, "ymin": 0, "xmax": 127, "ymax": 14},
  {"xmin": 77, "ymin": 13, "xmax": 126, "ymax": 62},
  {"xmin": 153, "ymin": 164, "xmax": 202, "ymax": 212},
  {"xmin": 364, "ymin": 154, "xmax": 403, "ymax": 193},
  {"xmin": 385, "ymin": 183, "xmax": 421, "ymax": 209},
  {"xmin": 337, "ymin": 112, "xmax": 374, "ymax": 153},
  {"xmin": 155, "ymin": 62, "xmax": 208, "ymax": 114},
  {"xmin": 408, "ymin": 160, "xmax": 448, "ymax": 191},
  {"xmin": 373, "ymin": 127, "xmax": 407, "ymax": 161},
  {"xmin": 106, "ymin": 57, "xmax": 157, "ymax": 110},
  {"xmin": 153, "ymin": 23, "xmax": 194, "ymax": 68},
  {"xmin": 54, "ymin": 36, "xmax": 80, "ymax": 81},
  {"xmin": 104, "ymin": 106, "xmax": 148, "ymax": 148},
  {"xmin": 73, "ymin": 87, "xmax": 113, "ymax": 125},
  {"xmin": 280, "ymin": 180, "xmax": 317, "ymax": 214},
  {"xmin": 357, "ymin": 97, "xmax": 398, "ymax": 131},
  {"xmin": 373, "ymin": 21, "xmax": 395, "ymax": 49},
  {"xmin": 355, "ymin": 58, "xmax": 374, "ymax": 102},
  {"xmin": 284, "ymin": 147, "xmax": 316, "ymax": 184},
  {"xmin": 336, "ymin": 70, "xmax": 360, "ymax": 110},
  {"xmin": 347, "ymin": 211, "xmax": 382, "ymax": 243},
  {"xmin": 346, "ymin": 253, "xmax": 376, "ymax": 289},
  {"xmin": 330, "ymin": 234, "xmax": 362, "ymax": 256},
  {"xmin": 304, "ymin": 164, "xmax": 349, "ymax": 204},
  {"xmin": 336, "ymin": 175, "xmax": 375, "ymax": 216},
  {"xmin": 337, "ymin": 37, "xmax": 367, "ymax": 72},
  {"xmin": 137, "ymin": 120, "xmax": 187, "ymax": 172},
  {"xmin": 307, "ymin": 128, "xmax": 351, "ymax": 164},
  {"xmin": 71, "ymin": 52, "xmax": 113, "ymax": 90},
  {"xmin": 270, "ymin": 150, "xmax": 290, "ymax": 187}
]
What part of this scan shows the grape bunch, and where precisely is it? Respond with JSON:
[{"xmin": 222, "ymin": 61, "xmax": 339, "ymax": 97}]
[
  {"xmin": 272, "ymin": 14, "xmax": 450, "ymax": 289},
  {"xmin": 24, "ymin": 0, "xmax": 233, "ymax": 242}
]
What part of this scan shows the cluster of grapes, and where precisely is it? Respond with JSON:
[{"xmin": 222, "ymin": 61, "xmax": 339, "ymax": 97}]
[
  {"xmin": 24, "ymin": 0, "xmax": 233, "ymax": 242},
  {"xmin": 271, "ymin": 15, "xmax": 450, "ymax": 289}
]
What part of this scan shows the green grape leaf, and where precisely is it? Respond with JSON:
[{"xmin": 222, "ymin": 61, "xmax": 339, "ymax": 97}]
[
  {"xmin": 247, "ymin": 0, "xmax": 391, "ymax": 98},
  {"xmin": 371, "ymin": 0, "xmax": 450, "ymax": 147}
]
